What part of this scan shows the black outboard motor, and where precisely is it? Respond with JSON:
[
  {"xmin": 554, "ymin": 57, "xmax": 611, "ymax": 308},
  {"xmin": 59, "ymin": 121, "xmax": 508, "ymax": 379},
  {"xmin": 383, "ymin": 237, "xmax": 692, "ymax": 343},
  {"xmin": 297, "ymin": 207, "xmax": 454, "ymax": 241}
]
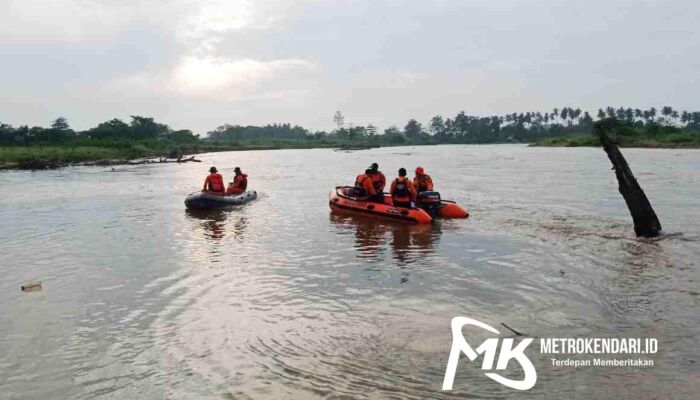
[{"xmin": 418, "ymin": 190, "xmax": 441, "ymax": 218}]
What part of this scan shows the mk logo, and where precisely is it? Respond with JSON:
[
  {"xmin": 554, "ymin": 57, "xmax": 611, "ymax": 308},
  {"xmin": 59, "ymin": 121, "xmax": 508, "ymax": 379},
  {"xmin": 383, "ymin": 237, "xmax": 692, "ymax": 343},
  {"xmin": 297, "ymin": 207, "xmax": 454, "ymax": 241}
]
[{"xmin": 443, "ymin": 317, "xmax": 537, "ymax": 391}]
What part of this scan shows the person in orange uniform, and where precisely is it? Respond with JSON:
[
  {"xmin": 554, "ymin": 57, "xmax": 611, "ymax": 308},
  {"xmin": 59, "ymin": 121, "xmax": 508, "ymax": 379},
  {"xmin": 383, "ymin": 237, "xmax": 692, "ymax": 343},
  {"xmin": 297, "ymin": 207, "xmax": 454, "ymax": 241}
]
[
  {"xmin": 368, "ymin": 162, "xmax": 386, "ymax": 203},
  {"xmin": 203, "ymin": 166, "xmax": 225, "ymax": 194},
  {"xmin": 413, "ymin": 166, "xmax": 434, "ymax": 193},
  {"xmin": 354, "ymin": 168, "xmax": 377, "ymax": 199},
  {"xmin": 390, "ymin": 167, "xmax": 417, "ymax": 208},
  {"xmin": 227, "ymin": 166, "xmax": 248, "ymax": 195}
]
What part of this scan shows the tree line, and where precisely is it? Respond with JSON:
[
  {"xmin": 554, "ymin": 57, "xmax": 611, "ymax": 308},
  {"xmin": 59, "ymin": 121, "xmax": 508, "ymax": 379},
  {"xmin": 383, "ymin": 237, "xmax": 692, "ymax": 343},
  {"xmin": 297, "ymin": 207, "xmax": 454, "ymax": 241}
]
[
  {"xmin": 2, "ymin": 106, "xmax": 699, "ymax": 147},
  {"xmin": 0, "ymin": 116, "xmax": 198, "ymax": 146},
  {"xmin": 322, "ymin": 107, "xmax": 700, "ymax": 144},
  {"xmin": 208, "ymin": 106, "xmax": 700, "ymax": 145}
]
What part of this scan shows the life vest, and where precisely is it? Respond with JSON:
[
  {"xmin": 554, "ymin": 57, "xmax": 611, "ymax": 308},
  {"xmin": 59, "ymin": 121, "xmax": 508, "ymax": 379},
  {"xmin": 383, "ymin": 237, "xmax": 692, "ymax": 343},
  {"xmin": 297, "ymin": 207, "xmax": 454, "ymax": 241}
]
[
  {"xmin": 233, "ymin": 173, "xmax": 248, "ymax": 190},
  {"xmin": 392, "ymin": 177, "xmax": 411, "ymax": 201},
  {"xmin": 370, "ymin": 172, "xmax": 385, "ymax": 191},
  {"xmin": 355, "ymin": 174, "xmax": 373, "ymax": 195},
  {"xmin": 205, "ymin": 173, "xmax": 225, "ymax": 192},
  {"xmin": 414, "ymin": 174, "xmax": 433, "ymax": 192}
]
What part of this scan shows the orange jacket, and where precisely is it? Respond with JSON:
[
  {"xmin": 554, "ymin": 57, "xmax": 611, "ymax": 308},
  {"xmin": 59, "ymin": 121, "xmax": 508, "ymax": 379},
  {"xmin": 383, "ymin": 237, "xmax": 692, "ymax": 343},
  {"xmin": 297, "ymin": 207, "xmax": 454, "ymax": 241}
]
[
  {"xmin": 233, "ymin": 173, "xmax": 248, "ymax": 191},
  {"xmin": 413, "ymin": 174, "xmax": 434, "ymax": 192},
  {"xmin": 203, "ymin": 173, "xmax": 225, "ymax": 192},
  {"xmin": 370, "ymin": 171, "xmax": 386, "ymax": 192},
  {"xmin": 390, "ymin": 177, "xmax": 417, "ymax": 202},
  {"xmin": 355, "ymin": 173, "xmax": 376, "ymax": 196}
]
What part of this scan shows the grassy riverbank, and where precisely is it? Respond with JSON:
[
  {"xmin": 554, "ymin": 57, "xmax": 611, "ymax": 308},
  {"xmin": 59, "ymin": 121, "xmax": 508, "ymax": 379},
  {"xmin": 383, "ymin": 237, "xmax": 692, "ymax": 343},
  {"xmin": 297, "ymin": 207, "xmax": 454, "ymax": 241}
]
[
  {"xmin": 3, "ymin": 132, "xmax": 699, "ymax": 170},
  {"xmin": 532, "ymin": 129, "xmax": 700, "ymax": 148},
  {"xmin": 0, "ymin": 139, "xmax": 376, "ymax": 169},
  {"xmin": 4, "ymin": 110, "xmax": 700, "ymax": 169}
]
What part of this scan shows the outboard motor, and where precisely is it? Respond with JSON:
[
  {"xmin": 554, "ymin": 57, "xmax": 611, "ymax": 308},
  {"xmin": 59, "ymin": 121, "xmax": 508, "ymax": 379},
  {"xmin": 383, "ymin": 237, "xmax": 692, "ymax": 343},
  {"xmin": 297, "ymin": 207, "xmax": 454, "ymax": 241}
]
[{"xmin": 418, "ymin": 190, "xmax": 441, "ymax": 218}]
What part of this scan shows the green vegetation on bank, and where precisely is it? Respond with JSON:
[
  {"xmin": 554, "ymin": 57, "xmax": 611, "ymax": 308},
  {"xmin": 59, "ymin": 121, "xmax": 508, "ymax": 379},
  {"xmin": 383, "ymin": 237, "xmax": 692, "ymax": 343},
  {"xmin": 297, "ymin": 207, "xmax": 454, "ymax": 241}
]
[
  {"xmin": 2, "ymin": 106, "xmax": 700, "ymax": 169},
  {"xmin": 533, "ymin": 124, "xmax": 700, "ymax": 148}
]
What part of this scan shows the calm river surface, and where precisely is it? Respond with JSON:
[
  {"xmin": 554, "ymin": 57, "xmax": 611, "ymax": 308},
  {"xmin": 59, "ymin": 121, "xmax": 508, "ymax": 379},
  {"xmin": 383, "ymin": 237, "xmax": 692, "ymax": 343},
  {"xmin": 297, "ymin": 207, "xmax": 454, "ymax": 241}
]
[{"xmin": 1, "ymin": 144, "xmax": 699, "ymax": 399}]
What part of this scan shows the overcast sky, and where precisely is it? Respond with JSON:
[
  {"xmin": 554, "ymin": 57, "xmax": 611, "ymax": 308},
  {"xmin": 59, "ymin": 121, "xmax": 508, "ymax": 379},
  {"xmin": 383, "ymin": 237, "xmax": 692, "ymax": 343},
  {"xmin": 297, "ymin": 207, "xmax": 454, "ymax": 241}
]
[{"xmin": 1, "ymin": 0, "xmax": 698, "ymax": 134}]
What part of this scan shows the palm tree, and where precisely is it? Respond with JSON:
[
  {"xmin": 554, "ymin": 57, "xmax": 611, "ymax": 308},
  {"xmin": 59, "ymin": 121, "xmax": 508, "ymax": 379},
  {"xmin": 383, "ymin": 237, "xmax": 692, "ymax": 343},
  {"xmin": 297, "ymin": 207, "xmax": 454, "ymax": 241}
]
[
  {"xmin": 634, "ymin": 109, "xmax": 643, "ymax": 120},
  {"xmin": 597, "ymin": 109, "xmax": 606, "ymax": 120},
  {"xmin": 681, "ymin": 111, "xmax": 690, "ymax": 125},
  {"xmin": 661, "ymin": 106, "xmax": 673, "ymax": 118},
  {"xmin": 606, "ymin": 107, "xmax": 615, "ymax": 118},
  {"xmin": 616, "ymin": 107, "xmax": 625, "ymax": 120},
  {"xmin": 582, "ymin": 111, "xmax": 592, "ymax": 124}
]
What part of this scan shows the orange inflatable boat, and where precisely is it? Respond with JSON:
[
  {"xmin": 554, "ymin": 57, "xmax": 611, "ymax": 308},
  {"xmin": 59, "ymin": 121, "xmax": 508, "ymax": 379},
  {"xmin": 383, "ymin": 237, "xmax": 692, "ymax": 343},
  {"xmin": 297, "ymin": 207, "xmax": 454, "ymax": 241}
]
[
  {"xmin": 402, "ymin": 191, "xmax": 469, "ymax": 219},
  {"xmin": 437, "ymin": 200, "xmax": 469, "ymax": 218},
  {"xmin": 329, "ymin": 187, "xmax": 433, "ymax": 224},
  {"xmin": 380, "ymin": 190, "xmax": 468, "ymax": 219}
]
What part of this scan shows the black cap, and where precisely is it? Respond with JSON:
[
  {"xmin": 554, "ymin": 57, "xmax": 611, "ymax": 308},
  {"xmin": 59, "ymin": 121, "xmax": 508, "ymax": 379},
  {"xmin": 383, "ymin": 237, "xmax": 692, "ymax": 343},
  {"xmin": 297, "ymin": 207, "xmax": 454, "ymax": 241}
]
[
  {"xmin": 234, "ymin": 166, "xmax": 241, "ymax": 171},
  {"xmin": 370, "ymin": 162, "xmax": 379, "ymax": 171},
  {"xmin": 398, "ymin": 167, "xmax": 406, "ymax": 176},
  {"xmin": 209, "ymin": 166, "xmax": 217, "ymax": 172}
]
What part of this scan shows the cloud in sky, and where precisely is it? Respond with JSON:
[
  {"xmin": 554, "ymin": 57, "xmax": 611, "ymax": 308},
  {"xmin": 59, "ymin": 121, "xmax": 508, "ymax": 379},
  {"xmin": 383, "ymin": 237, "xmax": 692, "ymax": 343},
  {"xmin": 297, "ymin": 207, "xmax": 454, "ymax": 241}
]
[
  {"xmin": 1, "ymin": 0, "xmax": 699, "ymax": 133},
  {"xmin": 106, "ymin": 57, "xmax": 317, "ymax": 100}
]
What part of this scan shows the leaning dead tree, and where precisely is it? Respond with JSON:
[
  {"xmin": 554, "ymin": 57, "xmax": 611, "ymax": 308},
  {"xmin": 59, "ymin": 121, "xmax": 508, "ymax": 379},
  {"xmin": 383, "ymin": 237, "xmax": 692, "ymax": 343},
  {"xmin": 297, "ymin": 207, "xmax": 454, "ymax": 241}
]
[{"xmin": 595, "ymin": 119, "xmax": 661, "ymax": 237}]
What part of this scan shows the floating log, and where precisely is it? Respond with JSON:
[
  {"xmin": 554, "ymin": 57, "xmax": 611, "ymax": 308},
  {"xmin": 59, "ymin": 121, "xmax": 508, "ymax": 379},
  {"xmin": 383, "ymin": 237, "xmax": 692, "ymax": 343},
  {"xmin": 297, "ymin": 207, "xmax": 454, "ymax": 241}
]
[
  {"xmin": 176, "ymin": 155, "xmax": 201, "ymax": 163},
  {"xmin": 595, "ymin": 119, "xmax": 662, "ymax": 237},
  {"xmin": 126, "ymin": 155, "xmax": 201, "ymax": 165},
  {"xmin": 21, "ymin": 281, "xmax": 42, "ymax": 292}
]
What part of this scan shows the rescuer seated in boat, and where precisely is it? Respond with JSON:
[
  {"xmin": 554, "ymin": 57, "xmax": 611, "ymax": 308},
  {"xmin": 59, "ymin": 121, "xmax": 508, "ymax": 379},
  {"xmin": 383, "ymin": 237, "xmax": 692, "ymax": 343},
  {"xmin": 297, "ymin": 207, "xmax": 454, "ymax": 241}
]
[
  {"xmin": 390, "ymin": 168, "xmax": 417, "ymax": 208},
  {"xmin": 354, "ymin": 168, "xmax": 377, "ymax": 200},
  {"xmin": 413, "ymin": 166, "xmax": 434, "ymax": 193},
  {"xmin": 368, "ymin": 162, "xmax": 386, "ymax": 203},
  {"xmin": 203, "ymin": 166, "xmax": 225, "ymax": 194},
  {"xmin": 227, "ymin": 166, "xmax": 248, "ymax": 195}
]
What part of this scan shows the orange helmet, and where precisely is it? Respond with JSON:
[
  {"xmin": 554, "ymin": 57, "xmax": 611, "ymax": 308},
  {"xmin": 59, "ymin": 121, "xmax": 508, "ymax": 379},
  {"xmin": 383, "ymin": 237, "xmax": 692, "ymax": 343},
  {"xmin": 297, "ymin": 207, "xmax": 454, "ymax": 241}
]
[{"xmin": 415, "ymin": 166, "xmax": 425, "ymax": 175}]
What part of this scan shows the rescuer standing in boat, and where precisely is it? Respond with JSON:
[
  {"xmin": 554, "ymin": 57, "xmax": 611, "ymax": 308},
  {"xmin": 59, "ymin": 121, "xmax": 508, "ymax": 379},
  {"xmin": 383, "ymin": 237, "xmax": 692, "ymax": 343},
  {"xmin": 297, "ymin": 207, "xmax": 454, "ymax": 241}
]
[{"xmin": 203, "ymin": 166, "xmax": 225, "ymax": 194}]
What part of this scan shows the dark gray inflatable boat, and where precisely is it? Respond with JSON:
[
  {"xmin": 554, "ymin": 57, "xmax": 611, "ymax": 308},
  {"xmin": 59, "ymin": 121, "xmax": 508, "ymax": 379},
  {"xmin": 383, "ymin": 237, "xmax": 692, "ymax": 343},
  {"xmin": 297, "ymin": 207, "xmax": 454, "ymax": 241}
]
[{"xmin": 184, "ymin": 191, "xmax": 257, "ymax": 209}]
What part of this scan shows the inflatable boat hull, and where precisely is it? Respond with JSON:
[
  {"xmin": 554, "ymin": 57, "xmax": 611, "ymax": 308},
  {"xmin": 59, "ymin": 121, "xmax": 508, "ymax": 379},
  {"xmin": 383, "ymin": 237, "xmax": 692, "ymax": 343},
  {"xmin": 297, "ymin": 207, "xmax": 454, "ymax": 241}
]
[
  {"xmin": 185, "ymin": 190, "xmax": 257, "ymax": 209},
  {"xmin": 379, "ymin": 194, "xmax": 468, "ymax": 219},
  {"xmin": 436, "ymin": 200, "xmax": 469, "ymax": 218},
  {"xmin": 329, "ymin": 187, "xmax": 432, "ymax": 224}
]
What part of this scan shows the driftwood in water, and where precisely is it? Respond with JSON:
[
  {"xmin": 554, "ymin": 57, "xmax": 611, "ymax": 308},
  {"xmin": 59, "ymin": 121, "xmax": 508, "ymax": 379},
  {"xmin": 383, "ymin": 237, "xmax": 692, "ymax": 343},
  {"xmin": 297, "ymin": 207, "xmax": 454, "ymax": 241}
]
[
  {"xmin": 595, "ymin": 119, "xmax": 662, "ymax": 237},
  {"xmin": 127, "ymin": 155, "xmax": 201, "ymax": 165},
  {"xmin": 8, "ymin": 154, "xmax": 202, "ymax": 170},
  {"xmin": 178, "ymin": 155, "xmax": 202, "ymax": 163}
]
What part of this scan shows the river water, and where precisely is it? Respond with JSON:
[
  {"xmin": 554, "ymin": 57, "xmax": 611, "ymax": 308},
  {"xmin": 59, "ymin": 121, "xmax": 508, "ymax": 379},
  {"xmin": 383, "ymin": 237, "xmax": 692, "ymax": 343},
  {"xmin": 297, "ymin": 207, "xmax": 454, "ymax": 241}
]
[{"xmin": 1, "ymin": 144, "xmax": 698, "ymax": 399}]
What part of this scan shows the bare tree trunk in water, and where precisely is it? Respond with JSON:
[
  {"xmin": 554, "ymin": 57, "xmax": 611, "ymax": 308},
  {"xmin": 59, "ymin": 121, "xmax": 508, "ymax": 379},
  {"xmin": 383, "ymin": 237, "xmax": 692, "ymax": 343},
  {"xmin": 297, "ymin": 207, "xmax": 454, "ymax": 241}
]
[{"xmin": 595, "ymin": 119, "xmax": 662, "ymax": 237}]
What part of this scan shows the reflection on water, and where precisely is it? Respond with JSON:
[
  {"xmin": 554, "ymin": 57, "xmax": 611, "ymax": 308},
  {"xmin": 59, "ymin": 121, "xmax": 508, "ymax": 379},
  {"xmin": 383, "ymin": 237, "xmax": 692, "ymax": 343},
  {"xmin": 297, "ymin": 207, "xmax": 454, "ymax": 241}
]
[
  {"xmin": 1, "ymin": 145, "xmax": 699, "ymax": 399},
  {"xmin": 184, "ymin": 208, "xmax": 249, "ymax": 264},
  {"xmin": 329, "ymin": 214, "xmax": 441, "ymax": 266},
  {"xmin": 186, "ymin": 209, "xmax": 228, "ymax": 240},
  {"xmin": 185, "ymin": 209, "xmax": 249, "ymax": 239}
]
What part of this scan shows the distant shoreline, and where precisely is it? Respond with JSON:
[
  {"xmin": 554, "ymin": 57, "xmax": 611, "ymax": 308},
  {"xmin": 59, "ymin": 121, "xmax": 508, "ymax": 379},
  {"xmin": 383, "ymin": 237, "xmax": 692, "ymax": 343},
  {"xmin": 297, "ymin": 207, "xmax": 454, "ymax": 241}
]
[
  {"xmin": 531, "ymin": 134, "xmax": 700, "ymax": 149},
  {"xmin": 0, "ymin": 143, "xmax": 341, "ymax": 171},
  {"xmin": 2, "ymin": 140, "xmax": 698, "ymax": 171}
]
